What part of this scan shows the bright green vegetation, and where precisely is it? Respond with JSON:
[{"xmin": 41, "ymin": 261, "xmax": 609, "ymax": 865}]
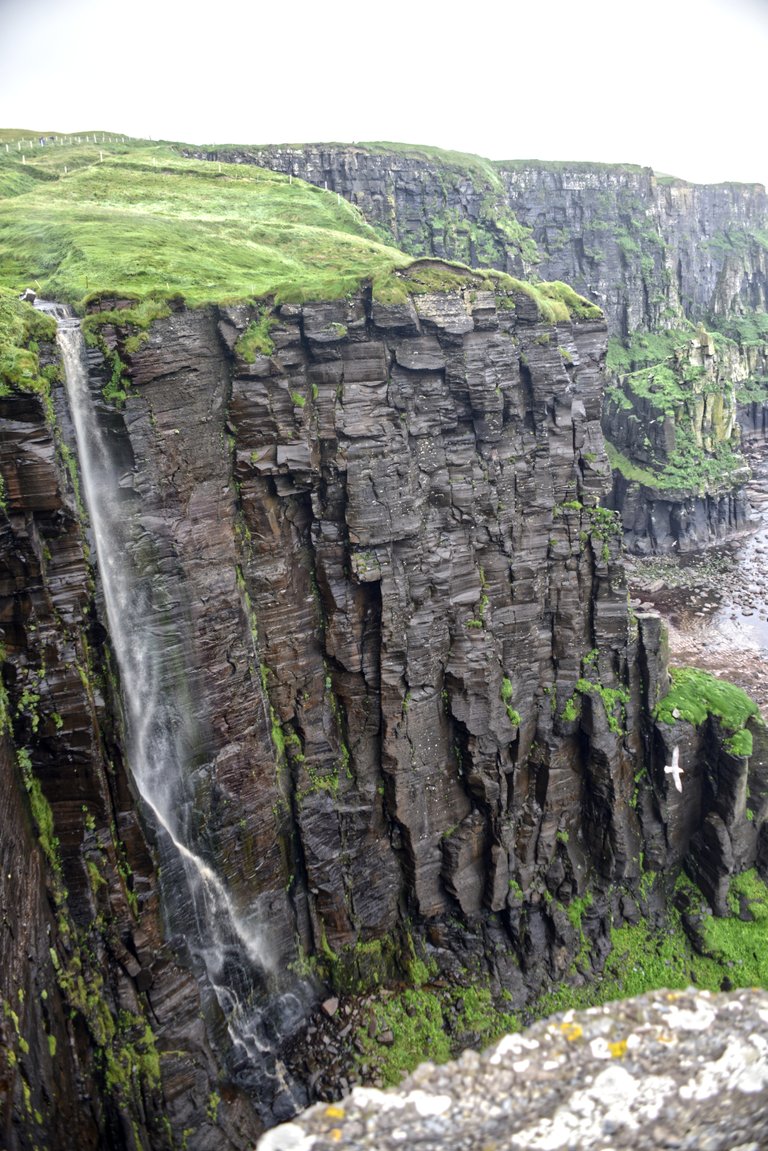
[
  {"xmin": 0, "ymin": 142, "xmax": 411, "ymax": 306},
  {"xmin": 357, "ymin": 984, "xmax": 520, "ymax": 1087},
  {"xmin": 560, "ymin": 648, "xmax": 629, "ymax": 735},
  {"xmin": 0, "ymin": 137, "xmax": 603, "ymax": 324},
  {"xmin": 536, "ymin": 280, "xmax": 603, "ymax": 321},
  {"xmin": 582, "ymin": 503, "xmax": 623, "ymax": 562},
  {"xmin": 500, "ymin": 677, "xmax": 521, "ymax": 725},
  {"xmin": 716, "ymin": 310, "xmax": 768, "ymax": 349},
  {"xmin": 736, "ymin": 375, "xmax": 768, "ymax": 403},
  {"xmin": 619, "ymin": 362, "xmax": 688, "ymax": 411},
  {"xmin": 654, "ymin": 666, "xmax": 761, "ymax": 755},
  {"xmin": 535, "ymin": 870, "xmax": 768, "ymax": 1019},
  {"xmin": 608, "ymin": 327, "xmax": 725, "ymax": 413},
  {"xmin": 81, "ymin": 297, "xmax": 171, "ymax": 342},
  {"xmin": 235, "ymin": 310, "xmax": 277, "ymax": 361},
  {"xmin": 355, "ymin": 868, "xmax": 768, "ymax": 1084},
  {"xmin": 573, "ymin": 678, "xmax": 629, "ymax": 735},
  {"xmin": 18, "ymin": 747, "xmax": 64, "ymax": 894},
  {"xmin": 395, "ymin": 261, "xmax": 601, "ymax": 321},
  {"xmin": 605, "ymin": 437, "xmax": 745, "ymax": 495},
  {"xmin": 604, "ymin": 322, "xmax": 746, "ymax": 496},
  {"xmin": 0, "ymin": 287, "xmax": 58, "ymax": 396},
  {"xmin": 705, "ymin": 869, "xmax": 768, "ymax": 984}
]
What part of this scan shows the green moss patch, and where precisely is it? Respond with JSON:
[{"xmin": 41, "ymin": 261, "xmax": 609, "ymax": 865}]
[
  {"xmin": 0, "ymin": 288, "xmax": 57, "ymax": 396},
  {"xmin": 699, "ymin": 870, "xmax": 768, "ymax": 984},
  {"xmin": 357, "ymin": 984, "xmax": 520, "ymax": 1086},
  {"xmin": 235, "ymin": 310, "xmax": 277, "ymax": 361},
  {"xmin": 654, "ymin": 666, "xmax": 761, "ymax": 753}
]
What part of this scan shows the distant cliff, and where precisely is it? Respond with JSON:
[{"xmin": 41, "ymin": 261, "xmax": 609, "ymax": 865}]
[
  {"xmin": 195, "ymin": 143, "xmax": 768, "ymax": 551},
  {"xmin": 3, "ymin": 279, "xmax": 767, "ymax": 1148},
  {"xmin": 215, "ymin": 144, "xmax": 768, "ymax": 338}
]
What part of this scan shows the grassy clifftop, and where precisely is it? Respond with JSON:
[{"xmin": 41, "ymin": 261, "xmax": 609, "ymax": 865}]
[
  {"xmin": 0, "ymin": 134, "xmax": 601, "ymax": 319},
  {"xmin": 0, "ymin": 138, "xmax": 411, "ymax": 305}
]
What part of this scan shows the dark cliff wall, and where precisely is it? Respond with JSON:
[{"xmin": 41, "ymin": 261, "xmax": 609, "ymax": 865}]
[
  {"xmin": 202, "ymin": 145, "xmax": 768, "ymax": 338},
  {"xmin": 0, "ymin": 332, "xmax": 267, "ymax": 1149},
  {"xmin": 194, "ymin": 145, "xmax": 768, "ymax": 552},
  {"xmin": 2, "ymin": 285, "xmax": 766, "ymax": 1146}
]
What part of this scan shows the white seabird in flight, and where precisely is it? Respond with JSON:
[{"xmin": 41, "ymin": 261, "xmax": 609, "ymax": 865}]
[{"xmin": 665, "ymin": 745, "xmax": 684, "ymax": 793}]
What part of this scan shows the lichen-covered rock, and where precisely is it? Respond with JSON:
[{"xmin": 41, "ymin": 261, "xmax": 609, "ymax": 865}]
[{"xmin": 259, "ymin": 987, "xmax": 768, "ymax": 1151}]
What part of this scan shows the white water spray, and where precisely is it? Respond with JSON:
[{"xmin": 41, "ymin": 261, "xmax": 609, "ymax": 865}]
[{"xmin": 49, "ymin": 305, "xmax": 307, "ymax": 1108}]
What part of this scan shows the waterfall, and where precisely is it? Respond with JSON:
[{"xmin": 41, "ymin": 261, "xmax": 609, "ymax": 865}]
[{"xmin": 47, "ymin": 303, "xmax": 308, "ymax": 1120}]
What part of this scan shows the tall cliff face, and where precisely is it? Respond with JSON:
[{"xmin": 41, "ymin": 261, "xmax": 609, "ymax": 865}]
[
  {"xmin": 3, "ymin": 281, "xmax": 766, "ymax": 1146},
  {"xmin": 208, "ymin": 145, "xmax": 768, "ymax": 338},
  {"xmin": 201, "ymin": 145, "xmax": 768, "ymax": 551},
  {"xmin": 0, "ymin": 321, "xmax": 264, "ymax": 1149}
]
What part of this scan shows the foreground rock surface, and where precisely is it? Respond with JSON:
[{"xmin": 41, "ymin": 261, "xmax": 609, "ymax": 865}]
[{"xmin": 260, "ymin": 987, "xmax": 768, "ymax": 1151}]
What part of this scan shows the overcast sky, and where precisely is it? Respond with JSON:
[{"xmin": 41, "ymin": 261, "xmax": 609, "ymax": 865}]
[{"xmin": 1, "ymin": 0, "xmax": 766, "ymax": 186}]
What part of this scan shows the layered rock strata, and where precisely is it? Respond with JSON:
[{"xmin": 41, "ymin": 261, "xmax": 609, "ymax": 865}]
[
  {"xmin": 0, "ymin": 330, "xmax": 264, "ymax": 1150},
  {"xmin": 1, "ymin": 284, "xmax": 766, "ymax": 1146},
  {"xmin": 198, "ymin": 144, "xmax": 768, "ymax": 549},
  {"xmin": 205, "ymin": 145, "xmax": 768, "ymax": 339}
]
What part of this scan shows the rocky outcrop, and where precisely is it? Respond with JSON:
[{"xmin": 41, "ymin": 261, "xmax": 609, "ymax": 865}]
[
  {"xmin": 2, "ymin": 284, "xmax": 766, "ymax": 1145},
  {"xmin": 200, "ymin": 145, "xmax": 768, "ymax": 339},
  {"xmin": 260, "ymin": 986, "xmax": 768, "ymax": 1151},
  {"xmin": 196, "ymin": 144, "xmax": 768, "ymax": 550}
]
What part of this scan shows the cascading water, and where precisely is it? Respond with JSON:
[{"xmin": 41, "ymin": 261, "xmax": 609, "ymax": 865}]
[{"xmin": 46, "ymin": 303, "xmax": 309, "ymax": 1121}]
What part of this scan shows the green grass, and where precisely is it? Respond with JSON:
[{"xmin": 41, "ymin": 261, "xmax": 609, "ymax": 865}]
[
  {"xmin": 356, "ymin": 984, "xmax": 520, "ymax": 1086},
  {"xmin": 352, "ymin": 868, "xmax": 768, "ymax": 1079},
  {"xmin": 0, "ymin": 144, "xmax": 412, "ymax": 306},
  {"xmin": 0, "ymin": 141, "xmax": 601, "ymax": 317},
  {"xmin": 0, "ymin": 287, "xmax": 57, "ymax": 395},
  {"xmin": 534, "ymin": 871, "xmax": 768, "ymax": 1019},
  {"xmin": 654, "ymin": 666, "xmax": 761, "ymax": 753}
]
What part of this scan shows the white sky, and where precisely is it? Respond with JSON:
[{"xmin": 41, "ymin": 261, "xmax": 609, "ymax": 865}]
[{"xmin": 1, "ymin": 0, "xmax": 766, "ymax": 186}]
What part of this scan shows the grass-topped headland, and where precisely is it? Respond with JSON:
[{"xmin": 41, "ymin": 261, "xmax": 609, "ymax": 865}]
[
  {"xmin": 654, "ymin": 665, "xmax": 762, "ymax": 755},
  {"xmin": 0, "ymin": 136, "xmax": 602, "ymax": 320},
  {"xmin": 0, "ymin": 142, "xmax": 410, "ymax": 307}
]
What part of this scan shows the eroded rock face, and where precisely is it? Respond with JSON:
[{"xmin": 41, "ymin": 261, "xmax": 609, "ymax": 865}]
[
  {"xmin": 0, "ymin": 337, "xmax": 267, "ymax": 1150},
  {"xmin": 1, "ymin": 288, "xmax": 766, "ymax": 1146},
  {"xmin": 202, "ymin": 146, "xmax": 768, "ymax": 552},
  {"xmin": 202, "ymin": 146, "xmax": 768, "ymax": 339},
  {"xmin": 259, "ymin": 986, "xmax": 768, "ymax": 1151}
]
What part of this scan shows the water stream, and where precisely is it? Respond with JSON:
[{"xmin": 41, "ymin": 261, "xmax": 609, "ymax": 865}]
[{"xmin": 47, "ymin": 303, "xmax": 307, "ymax": 1119}]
